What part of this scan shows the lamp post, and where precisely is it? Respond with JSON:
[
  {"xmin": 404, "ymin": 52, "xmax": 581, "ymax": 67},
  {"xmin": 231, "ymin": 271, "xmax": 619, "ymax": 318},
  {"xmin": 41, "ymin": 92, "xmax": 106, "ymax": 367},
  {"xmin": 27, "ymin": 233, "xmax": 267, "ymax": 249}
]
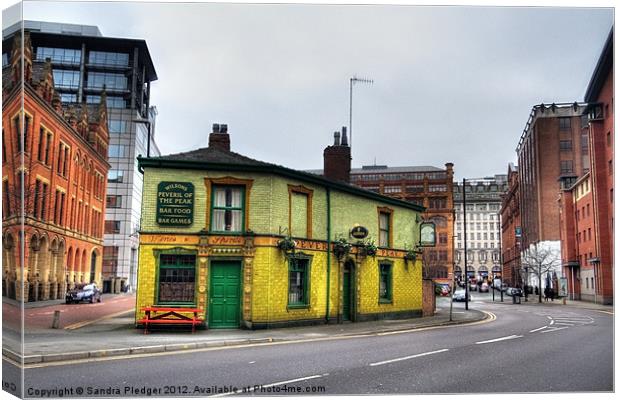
[{"xmin": 349, "ymin": 76, "xmax": 373, "ymax": 154}]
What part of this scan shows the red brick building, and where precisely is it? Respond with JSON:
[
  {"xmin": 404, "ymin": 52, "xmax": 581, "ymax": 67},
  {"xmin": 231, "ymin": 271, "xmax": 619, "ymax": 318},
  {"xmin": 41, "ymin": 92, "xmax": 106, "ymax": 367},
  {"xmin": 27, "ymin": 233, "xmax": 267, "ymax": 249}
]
[
  {"xmin": 516, "ymin": 102, "xmax": 590, "ymax": 251},
  {"xmin": 2, "ymin": 32, "xmax": 109, "ymax": 301},
  {"xmin": 559, "ymin": 174, "xmax": 596, "ymax": 300},
  {"xmin": 500, "ymin": 163, "xmax": 521, "ymax": 287},
  {"xmin": 350, "ymin": 163, "xmax": 455, "ymax": 282},
  {"xmin": 559, "ymin": 28, "xmax": 613, "ymax": 304}
]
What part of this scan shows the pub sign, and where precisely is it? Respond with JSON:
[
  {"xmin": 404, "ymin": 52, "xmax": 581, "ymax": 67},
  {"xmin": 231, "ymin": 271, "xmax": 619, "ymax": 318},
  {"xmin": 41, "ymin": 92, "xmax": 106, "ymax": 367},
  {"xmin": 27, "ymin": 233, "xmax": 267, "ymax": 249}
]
[
  {"xmin": 419, "ymin": 222, "xmax": 436, "ymax": 247},
  {"xmin": 156, "ymin": 182, "xmax": 194, "ymax": 226}
]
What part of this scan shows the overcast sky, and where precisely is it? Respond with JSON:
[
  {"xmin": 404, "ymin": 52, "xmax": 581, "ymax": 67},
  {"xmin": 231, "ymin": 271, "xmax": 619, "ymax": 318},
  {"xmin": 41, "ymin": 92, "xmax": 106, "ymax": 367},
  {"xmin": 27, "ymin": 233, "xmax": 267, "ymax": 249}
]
[{"xmin": 9, "ymin": 1, "xmax": 615, "ymax": 180}]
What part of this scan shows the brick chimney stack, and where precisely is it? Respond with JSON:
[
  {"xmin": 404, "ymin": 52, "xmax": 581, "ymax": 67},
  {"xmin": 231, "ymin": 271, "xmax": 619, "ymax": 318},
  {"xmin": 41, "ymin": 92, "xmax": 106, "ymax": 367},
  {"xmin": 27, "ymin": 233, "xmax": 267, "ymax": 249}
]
[
  {"xmin": 323, "ymin": 126, "xmax": 351, "ymax": 183},
  {"xmin": 209, "ymin": 123, "xmax": 230, "ymax": 152}
]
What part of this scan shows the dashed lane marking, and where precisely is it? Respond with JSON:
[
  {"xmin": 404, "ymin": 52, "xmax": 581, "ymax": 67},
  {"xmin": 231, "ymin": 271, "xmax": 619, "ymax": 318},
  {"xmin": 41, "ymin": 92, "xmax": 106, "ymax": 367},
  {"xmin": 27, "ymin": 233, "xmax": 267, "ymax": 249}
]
[
  {"xmin": 475, "ymin": 335, "xmax": 522, "ymax": 344},
  {"xmin": 529, "ymin": 326, "xmax": 548, "ymax": 333},
  {"xmin": 541, "ymin": 327, "xmax": 568, "ymax": 333},
  {"xmin": 369, "ymin": 349, "xmax": 450, "ymax": 366}
]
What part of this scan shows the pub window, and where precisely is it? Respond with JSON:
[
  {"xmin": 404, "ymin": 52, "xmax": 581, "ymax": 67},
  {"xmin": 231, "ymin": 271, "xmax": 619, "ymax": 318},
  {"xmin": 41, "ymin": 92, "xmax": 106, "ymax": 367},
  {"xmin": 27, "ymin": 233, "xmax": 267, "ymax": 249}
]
[
  {"xmin": 288, "ymin": 257, "xmax": 310, "ymax": 307},
  {"xmin": 378, "ymin": 210, "xmax": 391, "ymax": 247},
  {"xmin": 211, "ymin": 186, "xmax": 244, "ymax": 233},
  {"xmin": 379, "ymin": 262, "xmax": 392, "ymax": 303},
  {"xmin": 158, "ymin": 254, "xmax": 196, "ymax": 304}
]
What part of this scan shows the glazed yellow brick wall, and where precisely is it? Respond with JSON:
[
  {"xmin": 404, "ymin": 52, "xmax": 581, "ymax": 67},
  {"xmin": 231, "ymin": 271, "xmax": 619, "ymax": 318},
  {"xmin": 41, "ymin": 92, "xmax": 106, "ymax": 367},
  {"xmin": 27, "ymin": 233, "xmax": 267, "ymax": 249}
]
[
  {"xmin": 251, "ymin": 246, "xmax": 340, "ymax": 322},
  {"xmin": 135, "ymin": 244, "xmax": 208, "ymax": 322},
  {"xmin": 330, "ymin": 191, "xmax": 419, "ymax": 249},
  {"xmin": 141, "ymin": 169, "xmax": 330, "ymax": 239},
  {"xmin": 357, "ymin": 258, "xmax": 423, "ymax": 314}
]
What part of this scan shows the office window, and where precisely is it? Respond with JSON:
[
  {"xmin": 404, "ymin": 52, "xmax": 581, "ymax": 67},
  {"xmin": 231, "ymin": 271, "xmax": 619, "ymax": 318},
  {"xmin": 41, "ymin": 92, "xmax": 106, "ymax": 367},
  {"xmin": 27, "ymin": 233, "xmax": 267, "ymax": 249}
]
[
  {"xmin": 429, "ymin": 197, "xmax": 447, "ymax": 209},
  {"xmin": 106, "ymin": 195, "xmax": 122, "ymax": 208},
  {"xmin": 158, "ymin": 254, "xmax": 196, "ymax": 304},
  {"xmin": 104, "ymin": 220, "xmax": 121, "ymax": 234},
  {"xmin": 288, "ymin": 258, "xmax": 310, "ymax": 307},
  {"xmin": 107, "ymin": 170, "xmax": 124, "ymax": 183},
  {"xmin": 439, "ymin": 233, "xmax": 448, "ymax": 244},
  {"xmin": 108, "ymin": 145, "xmax": 125, "ymax": 158},
  {"xmin": 406, "ymin": 185, "xmax": 424, "ymax": 193},
  {"xmin": 560, "ymin": 160, "xmax": 573, "ymax": 174},
  {"xmin": 52, "ymin": 69, "xmax": 80, "ymax": 89},
  {"xmin": 103, "ymin": 246, "xmax": 119, "ymax": 274},
  {"xmin": 88, "ymin": 51, "xmax": 129, "ymax": 66},
  {"xmin": 379, "ymin": 263, "xmax": 392, "ymax": 303},
  {"xmin": 559, "ymin": 140, "xmax": 572, "ymax": 151},
  {"xmin": 378, "ymin": 210, "xmax": 391, "ymax": 247},
  {"xmin": 36, "ymin": 47, "xmax": 81, "ymax": 64},
  {"xmin": 211, "ymin": 186, "xmax": 244, "ymax": 233},
  {"xmin": 581, "ymin": 134, "xmax": 589, "ymax": 155},
  {"xmin": 2, "ymin": 53, "xmax": 8, "ymax": 68},
  {"xmin": 559, "ymin": 117, "xmax": 571, "ymax": 130},
  {"xmin": 59, "ymin": 93, "xmax": 77, "ymax": 103},
  {"xmin": 384, "ymin": 186, "xmax": 401, "ymax": 194},
  {"xmin": 429, "ymin": 184, "xmax": 447, "ymax": 192},
  {"xmin": 108, "ymin": 119, "xmax": 127, "ymax": 134},
  {"xmin": 87, "ymin": 72, "xmax": 127, "ymax": 90}
]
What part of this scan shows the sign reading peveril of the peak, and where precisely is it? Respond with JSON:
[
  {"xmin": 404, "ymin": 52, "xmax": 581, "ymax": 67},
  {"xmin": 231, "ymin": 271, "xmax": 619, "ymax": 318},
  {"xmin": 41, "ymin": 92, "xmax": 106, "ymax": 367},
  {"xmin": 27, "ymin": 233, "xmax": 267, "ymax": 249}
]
[{"xmin": 156, "ymin": 182, "xmax": 194, "ymax": 226}]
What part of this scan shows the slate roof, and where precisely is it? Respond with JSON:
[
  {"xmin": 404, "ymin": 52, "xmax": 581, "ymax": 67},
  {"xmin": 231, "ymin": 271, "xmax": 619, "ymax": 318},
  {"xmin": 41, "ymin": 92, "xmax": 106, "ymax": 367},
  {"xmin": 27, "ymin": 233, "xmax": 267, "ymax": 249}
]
[
  {"xmin": 155, "ymin": 146, "xmax": 275, "ymax": 168},
  {"xmin": 141, "ymin": 146, "xmax": 426, "ymax": 212}
]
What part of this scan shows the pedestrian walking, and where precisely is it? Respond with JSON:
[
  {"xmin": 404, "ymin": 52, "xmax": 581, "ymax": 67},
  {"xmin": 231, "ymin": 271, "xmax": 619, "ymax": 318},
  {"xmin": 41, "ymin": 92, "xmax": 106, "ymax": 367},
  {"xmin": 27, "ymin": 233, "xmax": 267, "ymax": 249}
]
[{"xmin": 544, "ymin": 287, "xmax": 550, "ymax": 302}]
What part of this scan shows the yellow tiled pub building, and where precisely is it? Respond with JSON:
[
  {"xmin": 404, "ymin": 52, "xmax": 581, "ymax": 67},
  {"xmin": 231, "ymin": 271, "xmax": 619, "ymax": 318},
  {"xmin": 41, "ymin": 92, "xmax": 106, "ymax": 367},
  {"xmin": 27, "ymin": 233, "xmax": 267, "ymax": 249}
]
[{"xmin": 136, "ymin": 125, "xmax": 426, "ymax": 329}]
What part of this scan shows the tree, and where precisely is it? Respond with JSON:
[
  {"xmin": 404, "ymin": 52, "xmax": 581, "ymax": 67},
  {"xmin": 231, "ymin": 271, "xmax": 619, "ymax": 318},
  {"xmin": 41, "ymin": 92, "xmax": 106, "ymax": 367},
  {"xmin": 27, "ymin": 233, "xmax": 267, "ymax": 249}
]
[{"xmin": 519, "ymin": 243, "xmax": 561, "ymax": 303}]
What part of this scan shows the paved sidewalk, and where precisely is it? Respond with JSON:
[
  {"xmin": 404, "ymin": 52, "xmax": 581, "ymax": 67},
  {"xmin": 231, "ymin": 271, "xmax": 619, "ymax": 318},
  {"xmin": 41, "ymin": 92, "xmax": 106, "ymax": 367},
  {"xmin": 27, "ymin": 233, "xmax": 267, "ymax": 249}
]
[
  {"xmin": 493, "ymin": 295, "xmax": 614, "ymax": 312},
  {"xmin": 3, "ymin": 306, "xmax": 488, "ymax": 365}
]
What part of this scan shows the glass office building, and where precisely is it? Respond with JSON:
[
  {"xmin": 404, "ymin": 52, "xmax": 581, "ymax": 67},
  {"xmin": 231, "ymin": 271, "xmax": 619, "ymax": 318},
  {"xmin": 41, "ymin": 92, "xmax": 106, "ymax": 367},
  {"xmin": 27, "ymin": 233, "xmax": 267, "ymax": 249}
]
[{"xmin": 3, "ymin": 20, "xmax": 160, "ymax": 292}]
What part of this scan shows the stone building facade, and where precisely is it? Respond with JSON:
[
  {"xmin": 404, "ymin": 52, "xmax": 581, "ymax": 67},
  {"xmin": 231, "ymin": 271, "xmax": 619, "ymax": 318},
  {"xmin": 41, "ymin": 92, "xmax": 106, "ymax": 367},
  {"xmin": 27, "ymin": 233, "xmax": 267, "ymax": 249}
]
[
  {"xmin": 453, "ymin": 175, "xmax": 507, "ymax": 283},
  {"xmin": 135, "ymin": 126, "xmax": 426, "ymax": 329},
  {"xmin": 2, "ymin": 32, "xmax": 109, "ymax": 301}
]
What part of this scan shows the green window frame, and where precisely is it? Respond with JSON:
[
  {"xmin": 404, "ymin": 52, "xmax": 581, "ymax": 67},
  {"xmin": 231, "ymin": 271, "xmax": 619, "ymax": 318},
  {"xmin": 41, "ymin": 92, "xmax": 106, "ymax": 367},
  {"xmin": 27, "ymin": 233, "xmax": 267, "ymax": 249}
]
[
  {"xmin": 210, "ymin": 185, "xmax": 245, "ymax": 233},
  {"xmin": 288, "ymin": 257, "xmax": 310, "ymax": 308},
  {"xmin": 379, "ymin": 262, "xmax": 392, "ymax": 303},
  {"xmin": 157, "ymin": 253, "xmax": 197, "ymax": 305}
]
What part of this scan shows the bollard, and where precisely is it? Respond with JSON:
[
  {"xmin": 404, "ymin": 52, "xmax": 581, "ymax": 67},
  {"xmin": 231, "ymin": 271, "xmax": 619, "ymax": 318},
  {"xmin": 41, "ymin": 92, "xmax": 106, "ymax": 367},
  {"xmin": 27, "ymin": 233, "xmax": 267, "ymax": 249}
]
[{"xmin": 51, "ymin": 310, "xmax": 61, "ymax": 329}]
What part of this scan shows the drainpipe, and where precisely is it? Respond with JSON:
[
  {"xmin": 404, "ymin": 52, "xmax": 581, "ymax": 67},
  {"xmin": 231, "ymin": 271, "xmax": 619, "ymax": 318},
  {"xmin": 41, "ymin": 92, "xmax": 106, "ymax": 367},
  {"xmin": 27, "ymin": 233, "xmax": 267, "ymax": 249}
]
[{"xmin": 325, "ymin": 187, "xmax": 332, "ymax": 323}]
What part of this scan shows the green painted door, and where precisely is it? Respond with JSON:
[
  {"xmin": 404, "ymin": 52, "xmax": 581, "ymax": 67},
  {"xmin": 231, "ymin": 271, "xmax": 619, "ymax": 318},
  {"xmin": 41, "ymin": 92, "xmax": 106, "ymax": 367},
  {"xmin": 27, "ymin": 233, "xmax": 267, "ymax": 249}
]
[
  {"xmin": 209, "ymin": 261, "xmax": 241, "ymax": 328},
  {"xmin": 343, "ymin": 264, "xmax": 352, "ymax": 321}
]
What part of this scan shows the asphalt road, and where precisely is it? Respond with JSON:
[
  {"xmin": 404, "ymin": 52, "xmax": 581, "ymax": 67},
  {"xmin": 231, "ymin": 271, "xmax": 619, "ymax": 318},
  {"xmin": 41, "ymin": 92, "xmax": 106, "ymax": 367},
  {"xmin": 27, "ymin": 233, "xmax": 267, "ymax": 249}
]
[{"xmin": 3, "ymin": 298, "xmax": 613, "ymax": 397}]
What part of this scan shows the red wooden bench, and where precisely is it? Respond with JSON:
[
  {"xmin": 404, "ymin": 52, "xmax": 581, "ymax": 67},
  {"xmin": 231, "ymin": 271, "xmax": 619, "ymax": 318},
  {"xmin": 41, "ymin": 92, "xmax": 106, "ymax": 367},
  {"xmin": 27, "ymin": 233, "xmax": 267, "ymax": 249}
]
[{"xmin": 138, "ymin": 306, "xmax": 204, "ymax": 334}]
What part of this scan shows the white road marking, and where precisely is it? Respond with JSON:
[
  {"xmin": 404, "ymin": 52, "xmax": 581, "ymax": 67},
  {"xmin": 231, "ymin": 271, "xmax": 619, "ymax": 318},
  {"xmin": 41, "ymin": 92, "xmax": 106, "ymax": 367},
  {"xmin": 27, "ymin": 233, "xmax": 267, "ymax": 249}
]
[
  {"xmin": 549, "ymin": 320, "xmax": 555, "ymax": 325},
  {"xmin": 369, "ymin": 349, "xmax": 449, "ymax": 366},
  {"xmin": 541, "ymin": 327, "xmax": 568, "ymax": 333},
  {"xmin": 529, "ymin": 326, "xmax": 548, "ymax": 333},
  {"xmin": 552, "ymin": 322, "xmax": 575, "ymax": 326},
  {"xmin": 475, "ymin": 335, "xmax": 522, "ymax": 344},
  {"xmin": 209, "ymin": 373, "xmax": 329, "ymax": 397}
]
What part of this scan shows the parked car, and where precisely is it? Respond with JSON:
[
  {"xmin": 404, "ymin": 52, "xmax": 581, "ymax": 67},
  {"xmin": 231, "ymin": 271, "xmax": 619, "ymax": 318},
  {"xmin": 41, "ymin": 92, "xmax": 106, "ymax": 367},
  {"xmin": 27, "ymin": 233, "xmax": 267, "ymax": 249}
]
[
  {"xmin": 480, "ymin": 282, "xmax": 489, "ymax": 292},
  {"xmin": 453, "ymin": 289, "xmax": 471, "ymax": 302},
  {"xmin": 65, "ymin": 283, "xmax": 102, "ymax": 304},
  {"xmin": 435, "ymin": 283, "xmax": 451, "ymax": 297},
  {"xmin": 505, "ymin": 287, "xmax": 523, "ymax": 297}
]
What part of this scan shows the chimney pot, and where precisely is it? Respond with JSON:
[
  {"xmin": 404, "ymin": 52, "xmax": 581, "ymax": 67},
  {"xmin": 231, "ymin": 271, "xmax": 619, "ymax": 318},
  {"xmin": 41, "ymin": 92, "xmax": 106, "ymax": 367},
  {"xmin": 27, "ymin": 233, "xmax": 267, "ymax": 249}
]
[
  {"xmin": 341, "ymin": 127, "xmax": 348, "ymax": 146},
  {"xmin": 334, "ymin": 131, "xmax": 341, "ymax": 146},
  {"xmin": 324, "ymin": 130, "xmax": 351, "ymax": 183},
  {"xmin": 209, "ymin": 122, "xmax": 230, "ymax": 151}
]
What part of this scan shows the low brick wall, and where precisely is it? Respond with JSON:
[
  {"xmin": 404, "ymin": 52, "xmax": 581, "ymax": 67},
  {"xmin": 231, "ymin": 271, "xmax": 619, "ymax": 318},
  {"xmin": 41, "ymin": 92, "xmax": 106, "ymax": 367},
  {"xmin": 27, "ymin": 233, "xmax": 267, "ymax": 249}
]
[{"xmin": 422, "ymin": 279, "xmax": 436, "ymax": 317}]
